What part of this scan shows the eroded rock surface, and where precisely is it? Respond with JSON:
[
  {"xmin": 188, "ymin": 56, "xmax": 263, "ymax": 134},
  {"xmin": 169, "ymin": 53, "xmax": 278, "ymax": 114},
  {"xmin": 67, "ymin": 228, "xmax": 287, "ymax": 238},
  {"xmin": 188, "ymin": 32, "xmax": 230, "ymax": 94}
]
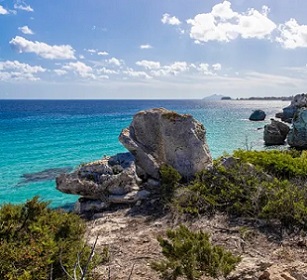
[
  {"xmin": 287, "ymin": 108, "xmax": 307, "ymax": 148},
  {"xmin": 119, "ymin": 108, "xmax": 212, "ymax": 179},
  {"xmin": 56, "ymin": 153, "xmax": 145, "ymax": 211},
  {"xmin": 264, "ymin": 119, "xmax": 290, "ymax": 145}
]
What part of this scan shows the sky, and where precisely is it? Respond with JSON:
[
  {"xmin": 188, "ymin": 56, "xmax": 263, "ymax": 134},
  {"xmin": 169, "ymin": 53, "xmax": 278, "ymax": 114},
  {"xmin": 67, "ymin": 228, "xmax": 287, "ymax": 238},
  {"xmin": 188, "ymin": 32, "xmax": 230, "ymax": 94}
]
[{"xmin": 1, "ymin": 0, "xmax": 307, "ymax": 99}]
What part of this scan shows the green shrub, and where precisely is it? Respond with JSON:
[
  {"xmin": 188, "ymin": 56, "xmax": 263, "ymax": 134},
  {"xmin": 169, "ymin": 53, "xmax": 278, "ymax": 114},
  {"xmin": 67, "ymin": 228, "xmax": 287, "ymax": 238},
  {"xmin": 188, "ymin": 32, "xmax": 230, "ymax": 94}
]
[
  {"xmin": 0, "ymin": 197, "xmax": 99, "ymax": 280},
  {"xmin": 233, "ymin": 149, "xmax": 307, "ymax": 179},
  {"xmin": 151, "ymin": 225, "xmax": 241, "ymax": 279},
  {"xmin": 159, "ymin": 164, "xmax": 181, "ymax": 203}
]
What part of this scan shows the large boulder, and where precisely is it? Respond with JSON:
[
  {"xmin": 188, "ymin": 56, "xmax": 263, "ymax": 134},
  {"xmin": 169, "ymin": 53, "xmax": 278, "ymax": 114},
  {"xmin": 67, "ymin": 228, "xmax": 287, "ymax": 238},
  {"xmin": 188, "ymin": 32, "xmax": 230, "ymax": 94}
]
[
  {"xmin": 287, "ymin": 108, "xmax": 307, "ymax": 148},
  {"xmin": 263, "ymin": 119, "xmax": 290, "ymax": 145},
  {"xmin": 56, "ymin": 153, "xmax": 145, "ymax": 210},
  {"xmin": 119, "ymin": 108, "xmax": 212, "ymax": 180},
  {"xmin": 281, "ymin": 93, "xmax": 307, "ymax": 123},
  {"xmin": 249, "ymin": 110, "xmax": 266, "ymax": 121}
]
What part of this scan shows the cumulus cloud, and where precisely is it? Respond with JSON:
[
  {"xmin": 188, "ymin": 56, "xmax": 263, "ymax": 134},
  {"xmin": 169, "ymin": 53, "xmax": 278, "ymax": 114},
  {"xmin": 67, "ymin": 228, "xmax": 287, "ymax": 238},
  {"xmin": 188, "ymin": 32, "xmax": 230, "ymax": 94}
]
[
  {"xmin": 18, "ymin": 25, "xmax": 34, "ymax": 35},
  {"xmin": 161, "ymin": 13, "xmax": 181, "ymax": 25},
  {"xmin": 54, "ymin": 69, "xmax": 67, "ymax": 76},
  {"xmin": 276, "ymin": 18, "xmax": 307, "ymax": 49},
  {"xmin": 140, "ymin": 44, "xmax": 152, "ymax": 49},
  {"xmin": 85, "ymin": 49, "xmax": 96, "ymax": 54},
  {"xmin": 187, "ymin": 1, "xmax": 276, "ymax": 43},
  {"xmin": 9, "ymin": 36, "xmax": 76, "ymax": 60},
  {"xmin": 107, "ymin": 57, "xmax": 122, "ymax": 66},
  {"xmin": 0, "ymin": 5, "xmax": 9, "ymax": 15},
  {"xmin": 0, "ymin": 60, "xmax": 45, "ymax": 81},
  {"xmin": 97, "ymin": 51, "xmax": 109, "ymax": 56},
  {"xmin": 212, "ymin": 63, "xmax": 222, "ymax": 71},
  {"xmin": 63, "ymin": 61, "xmax": 95, "ymax": 79},
  {"xmin": 14, "ymin": 2, "xmax": 34, "ymax": 12},
  {"xmin": 124, "ymin": 68, "xmax": 151, "ymax": 79},
  {"xmin": 136, "ymin": 60, "xmax": 161, "ymax": 70}
]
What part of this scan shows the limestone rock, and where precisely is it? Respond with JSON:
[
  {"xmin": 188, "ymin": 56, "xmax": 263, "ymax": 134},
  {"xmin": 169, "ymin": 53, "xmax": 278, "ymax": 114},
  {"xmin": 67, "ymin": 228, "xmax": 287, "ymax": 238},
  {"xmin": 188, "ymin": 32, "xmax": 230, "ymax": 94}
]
[
  {"xmin": 56, "ymin": 152, "xmax": 142, "ymax": 205},
  {"xmin": 119, "ymin": 108, "xmax": 212, "ymax": 180},
  {"xmin": 281, "ymin": 93, "xmax": 307, "ymax": 123},
  {"xmin": 287, "ymin": 108, "xmax": 307, "ymax": 148},
  {"xmin": 249, "ymin": 110, "xmax": 266, "ymax": 121},
  {"xmin": 264, "ymin": 119, "xmax": 290, "ymax": 145},
  {"xmin": 228, "ymin": 257, "xmax": 273, "ymax": 280}
]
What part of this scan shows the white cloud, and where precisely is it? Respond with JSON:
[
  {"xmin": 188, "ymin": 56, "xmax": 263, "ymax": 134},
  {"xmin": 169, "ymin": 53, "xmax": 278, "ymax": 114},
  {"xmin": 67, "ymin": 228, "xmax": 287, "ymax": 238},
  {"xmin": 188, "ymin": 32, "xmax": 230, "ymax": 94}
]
[
  {"xmin": 97, "ymin": 51, "xmax": 109, "ymax": 56},
  {"xmin": 0, "ymin": 5, "xmax": 9, "ymax": 15},
  {"xmin": 136, "ymin": 60, "xmax": 161, "ymax": 70},
  {"xmin": 97, "ymin": 67, "xmax": 118, "ymax": 75},
  {"xmin": 276, "ymin": 18, "xmax": 307, "ymax": 49},
  {"xmin": 140, "ymin": 44, "xmax": 152, "ymax": 49},
  {"xmin": 187, "ymin": 1, "xmax": 276, "ymax": 43},
  {"xmin": 63, "ymin": 61, "xmax": 95, "ymax": 79},
  {"xmin": 18, "ymin": 25, "xmax": 34, "ymax": 35},
  {"xmin": 151, "ymin": 61, "xmax": 189, "ymax": 77},
  {"xmin": 0, "ymin": 60, "xmax": 45, "ymax": 81},
  {"xmin": 14, "ymin": 3, "xmax": 34, "ymax": 12},
  {"xmin": 107, "ymin": 57, "xmax": 122, "ymax": 66},
  {"xmin": 9, "ymin": 36, "xmax": 76, "ymax": 60},
  {"xmin": 54, "ymin": 69, "xmax": 67, "ymax": 76},
  {"xmin": 124, "ymin": 68, "xmax": 151, "ymax": 79},
  {"xmin": 86, "ymin": 49, "xmax": 96, "ymax": 54},
  {"xmin": 79, "ymin": 55, "xmax": 85, "ymax": 59},
  {"xmin": 212, "ymin": 63, "xmax": 222, "ymax": 71},
  {"xmin": 161, "ymin": 13, "xmax": 181, "ymax": 25}
]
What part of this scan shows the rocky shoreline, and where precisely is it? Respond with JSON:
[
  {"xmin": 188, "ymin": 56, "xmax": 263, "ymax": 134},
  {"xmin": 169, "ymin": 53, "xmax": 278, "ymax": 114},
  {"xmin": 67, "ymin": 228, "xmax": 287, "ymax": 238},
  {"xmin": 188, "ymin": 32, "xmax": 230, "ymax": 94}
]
[{"xmin": 56, "ymin": 100, "xmax": 307, "ymax": 280}]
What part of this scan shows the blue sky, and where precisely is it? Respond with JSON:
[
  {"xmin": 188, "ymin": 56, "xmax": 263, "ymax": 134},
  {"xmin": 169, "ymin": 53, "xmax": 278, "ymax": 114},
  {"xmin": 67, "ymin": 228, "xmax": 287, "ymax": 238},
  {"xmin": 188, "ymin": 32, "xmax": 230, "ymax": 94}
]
[{"xmin": 1, "ymin": 0, "xmax": 307, "ymax": 99}]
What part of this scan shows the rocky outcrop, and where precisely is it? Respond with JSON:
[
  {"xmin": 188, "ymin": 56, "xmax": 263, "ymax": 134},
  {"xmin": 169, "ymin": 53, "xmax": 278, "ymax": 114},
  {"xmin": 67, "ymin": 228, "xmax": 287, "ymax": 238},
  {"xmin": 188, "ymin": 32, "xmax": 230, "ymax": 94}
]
[
  {"xmin": 56, "ymin": 153, "xmax": 148, "ymax": 212},
  {"xmin": 249, "ymin": 110, "xmax": 266, "ymax": 121},
  {"xmin": 263, "ymin": 119, "xmax": 290, "ymax": 145},
  {"xmin": 287, "ymin": 108, "xmax": 307, "ymax": 148},
  {"xmin": 277, "ymin": 93, "xmax": 307, "ymax": 123},
  {"xmin": 119, "ymin": 108, "xmax": 212, "ymax": 180}
]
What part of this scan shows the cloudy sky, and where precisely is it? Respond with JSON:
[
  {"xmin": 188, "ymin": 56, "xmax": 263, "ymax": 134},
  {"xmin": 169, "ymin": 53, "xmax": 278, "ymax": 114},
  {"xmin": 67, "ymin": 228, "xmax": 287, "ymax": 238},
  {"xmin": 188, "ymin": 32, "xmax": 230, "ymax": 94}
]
[{"xmin": 1, "ymin": 0, "xmax": 307, "ymax": 99}]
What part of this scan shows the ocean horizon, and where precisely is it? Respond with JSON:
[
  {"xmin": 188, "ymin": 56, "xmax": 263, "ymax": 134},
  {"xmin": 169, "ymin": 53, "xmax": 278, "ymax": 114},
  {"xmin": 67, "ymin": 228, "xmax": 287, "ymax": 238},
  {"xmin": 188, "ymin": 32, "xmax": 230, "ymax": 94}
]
[{"xmin": 0, "ymin": 99, "xmax": 290, "ymax": 208}]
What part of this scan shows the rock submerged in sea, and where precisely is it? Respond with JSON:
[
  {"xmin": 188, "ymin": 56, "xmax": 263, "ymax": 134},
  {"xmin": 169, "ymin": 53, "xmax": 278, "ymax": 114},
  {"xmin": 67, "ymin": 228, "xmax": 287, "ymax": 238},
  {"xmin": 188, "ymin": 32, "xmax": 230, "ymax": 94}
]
[
  {"xmin": 119, "ymin": 107, "xmax": 213, "ymax": 180},
  {"xmin": 249, "ymin": 110, "xmax": 266, "ymax": 121},
  {"xmin": 263, "ymin": 119, "xmax": 289, "ymax": 146},
  {"xmin": 56, "ymin": 107, "xmax": 213, "ymax": 214}
]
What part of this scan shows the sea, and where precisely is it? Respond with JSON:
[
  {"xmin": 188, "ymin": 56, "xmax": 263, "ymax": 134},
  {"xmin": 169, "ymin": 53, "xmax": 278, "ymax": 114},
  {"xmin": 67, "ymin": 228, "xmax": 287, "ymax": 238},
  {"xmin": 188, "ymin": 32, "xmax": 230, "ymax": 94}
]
[{"xmin": 0, "ymin": 99, "xmax": 290, "ymax": 208}]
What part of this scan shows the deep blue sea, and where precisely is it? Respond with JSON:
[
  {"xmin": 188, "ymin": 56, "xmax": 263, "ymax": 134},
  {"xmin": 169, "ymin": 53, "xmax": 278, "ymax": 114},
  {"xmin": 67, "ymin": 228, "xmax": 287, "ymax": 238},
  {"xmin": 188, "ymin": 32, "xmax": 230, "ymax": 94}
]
[{"xmin": 0, "ymin": 99, "xmax": 289, "ymax": 208}]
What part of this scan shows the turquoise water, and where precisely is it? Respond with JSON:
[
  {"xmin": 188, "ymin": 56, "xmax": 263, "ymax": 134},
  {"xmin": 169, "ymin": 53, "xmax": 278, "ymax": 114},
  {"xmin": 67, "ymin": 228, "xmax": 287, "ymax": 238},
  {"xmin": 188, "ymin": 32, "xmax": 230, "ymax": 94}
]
[{"xmin": 0, "ymin": 99, "xmax": 289, "ymax": 208}]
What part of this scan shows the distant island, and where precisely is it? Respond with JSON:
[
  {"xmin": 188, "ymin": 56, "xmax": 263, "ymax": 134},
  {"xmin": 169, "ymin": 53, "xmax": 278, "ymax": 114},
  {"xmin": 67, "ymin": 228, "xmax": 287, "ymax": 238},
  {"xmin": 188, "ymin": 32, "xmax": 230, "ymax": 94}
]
[{"xmin": 203, "ymin": 94, "xmax": 293, "ymax": 101}]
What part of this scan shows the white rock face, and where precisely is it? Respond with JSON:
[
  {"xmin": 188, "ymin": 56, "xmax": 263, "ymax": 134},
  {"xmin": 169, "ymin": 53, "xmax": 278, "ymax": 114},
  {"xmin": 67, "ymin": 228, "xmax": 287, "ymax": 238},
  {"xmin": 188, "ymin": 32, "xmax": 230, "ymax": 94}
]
[
  {"xmin": 56, "ymin": 153, "xmax": 142, "ymax": 207},
  {"xmin": 119, "ymin": 108, "xmax": 212, "ymax": 179}
]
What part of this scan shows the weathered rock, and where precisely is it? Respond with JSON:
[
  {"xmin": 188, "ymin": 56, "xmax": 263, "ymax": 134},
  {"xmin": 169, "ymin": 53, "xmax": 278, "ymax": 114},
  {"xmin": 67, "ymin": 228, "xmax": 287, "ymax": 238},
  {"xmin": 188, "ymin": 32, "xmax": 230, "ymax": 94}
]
[
  {"xmin": 249, "ymin": 110, "xmax": 266, "ymax": 121},
  {"xmin": 56, "ymin": 152, "xmax": 142, "ymax": 204},
  {"xmin": 275, "ymin": 112, "xmax": 284, "ymax": 119},
  {"xmin": 281, "ymin": 93, "xmax": 307, "ymax": 123},
  {"xmin": 74, "ymin": 198, "xmax": 109, "ymax": 214},
  {"xmin": 287, "ymin": 108, "xmax": 307, "ymax": 148},
  {"xmin": 119, "ymin": 108, "xmax": 212, "ymax": 180},
  {"xmin": 264, "ymin": 119, "xmax": 290, "ymax": 145},
  {"xmin": 228, "ymin": 257, "xmax": 273, "ymax": 280}
]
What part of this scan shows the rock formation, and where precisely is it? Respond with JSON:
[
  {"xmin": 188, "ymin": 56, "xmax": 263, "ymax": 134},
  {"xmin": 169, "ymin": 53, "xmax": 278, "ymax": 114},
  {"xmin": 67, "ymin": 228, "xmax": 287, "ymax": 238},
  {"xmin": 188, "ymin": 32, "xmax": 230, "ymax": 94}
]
[
  {"xmin": 263, "ymin": 119, "xmax": 290, "ymax": 145},
  {"xmin": 277, "ymin": 93, "xmax": 307, "ymax": 123},
  {"xmin": 287, "ymin": 108, "xmax": 307, "ymax": 148},
  {"xmin": 249, "ymin": 110, "xmax": 266, "ymax": 121},
  {"xmin": 56, "ymin": 153, "xmax": 149, "ymax": 213},
  {"xmin": 119, "ymin": 108, "xmax": 212, "ymax": 180},
  {"xmin": 56, "ymin": 108, "xmax": 212, "ymax": 213}
]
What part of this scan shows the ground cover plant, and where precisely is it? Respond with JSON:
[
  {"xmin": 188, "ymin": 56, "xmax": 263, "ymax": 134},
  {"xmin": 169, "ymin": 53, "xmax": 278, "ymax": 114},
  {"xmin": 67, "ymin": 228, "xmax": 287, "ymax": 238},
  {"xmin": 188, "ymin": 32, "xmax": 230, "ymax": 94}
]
[{"xmin": 0, "ymin": 197, "xmax": 102, "ymax": 280}]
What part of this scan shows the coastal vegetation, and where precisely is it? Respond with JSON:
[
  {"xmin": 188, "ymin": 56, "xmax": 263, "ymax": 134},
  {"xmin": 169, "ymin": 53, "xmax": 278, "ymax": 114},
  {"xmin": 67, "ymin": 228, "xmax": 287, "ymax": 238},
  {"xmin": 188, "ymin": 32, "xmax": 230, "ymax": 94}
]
[
  {"xmin": 0, "ymin": 197, "xmax": 105, "ymax": 280},
  {"xmin": 162, "ymin": 149, "xmax": 307, "ymax": 232}
]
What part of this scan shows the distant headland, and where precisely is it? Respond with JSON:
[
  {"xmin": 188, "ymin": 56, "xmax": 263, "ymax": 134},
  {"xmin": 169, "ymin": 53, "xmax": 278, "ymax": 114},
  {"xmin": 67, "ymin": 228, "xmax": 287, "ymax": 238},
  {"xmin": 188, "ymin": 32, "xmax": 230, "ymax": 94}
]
[{"xmin": 203, "ymin": 94, "xmax": 293, "ymax": 101}]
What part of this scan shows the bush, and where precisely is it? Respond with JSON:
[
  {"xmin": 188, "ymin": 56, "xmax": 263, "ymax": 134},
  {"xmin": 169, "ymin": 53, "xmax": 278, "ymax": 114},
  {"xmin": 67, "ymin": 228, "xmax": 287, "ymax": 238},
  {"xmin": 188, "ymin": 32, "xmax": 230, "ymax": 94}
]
[
  {"xmin": 151, "ymin": 225, "xmax": 241, "ymax": 280},
  {"xmin": 159, "ymin": 164, "xmax": 181, "ymax": 203},
  {"xmin": 0, "ymin": 197, "xmax": 100, "ymax": 280},
  {"xmin": 173, "ymin": 151, "xmax": 307, "ymax": 232},
  {"xmin": 233, "ymin": 149, "xmax": 307, "ymax": 179}
]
